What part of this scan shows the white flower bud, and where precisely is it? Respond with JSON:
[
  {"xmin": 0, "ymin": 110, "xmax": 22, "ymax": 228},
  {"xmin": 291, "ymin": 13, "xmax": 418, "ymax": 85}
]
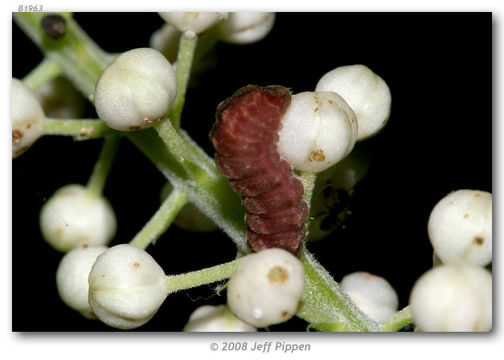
[
  {"xmin": 11, "ymin": 78, "xmax": 45, "ymax": 157},
  {"xmin": 94, "ymin": 48, "xmax": 177, "ymax": 131},
  {"xmin": 277, "ymin": 91, "xmax": 358, "ymax": 173},
  {"xmin": 56, "ymin": 245, "xmax": 108, "ymax": 318},
  {"xmin": 227, "ymin": 248, "xmax": 305, "ymax": 327},
  {"xmin": 88, "ymin": 244, "xmax": 169, "ymax": 330},
  {"xmin": 161, "ymin": 182, "xmax": 217, "ymax": 232},
  {"xmin": 149, "ymin": 24, "xmax": 180, "ymax": 63},
  {"xmin": 315, "ymin": 65, "xmax": 391, "ymax": 141},
  {"xmin": 428, "ymin": 190, "xmax": 492, "ymax": 267},
  {"xmin": 183, "ymin": 304, "xmax": 257, "ymax": 332},
  {"xmin": 217, "ymin": 12, "xmax": 275, "ymax": 44},
  {"xmin": 340, "ymin": 271, "xmax": 398, "ymax": 322},
  {"xmin": 40, "ymin": 184, "xmax": 116, "ymax": 253},
  {"xmin": 409, "ymin": 264, "xmax": 492, "ymax": 332},
  {"xmin": 159, "ymin": 12, "xmax": 228, "ymax": 35}
]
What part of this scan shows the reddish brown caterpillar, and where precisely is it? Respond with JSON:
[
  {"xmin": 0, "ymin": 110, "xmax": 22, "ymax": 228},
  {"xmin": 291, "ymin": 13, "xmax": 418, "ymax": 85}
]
[{"xmin": 210, "ymin": 85, "xmax": 308, "ymax": 257}]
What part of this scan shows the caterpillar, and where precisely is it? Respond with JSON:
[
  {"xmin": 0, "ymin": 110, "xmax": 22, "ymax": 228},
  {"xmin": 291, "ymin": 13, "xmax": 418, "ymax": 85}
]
[{"xmin": 210, "ymin": 85, "xmax": 308, "ymax": 257}]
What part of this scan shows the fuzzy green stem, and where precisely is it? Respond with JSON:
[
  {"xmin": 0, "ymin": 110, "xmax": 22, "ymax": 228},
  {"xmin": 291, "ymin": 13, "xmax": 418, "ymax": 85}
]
[
  {"xmin": 13, "ymin": 12, "xmax": 109, "ymax": 98},
  {"xmin": 297, "ymin": 250, "xmax": 379, "ymax": 332},
  {"xmin": 43, "ymin": 118, "xmax": 115, "ymax": 140},
  {"xmin": 86, "ymin": 135, "xmax": 120, "ymax": 198},
  {"xmin": 169, "ymin": 31, "xmax": 198, "ymax": 129},
  {"xmin": 22, "ymin": 58, "xmax": 62, "ymax": 91},
  {"xmin": 165, "ymin": 259, "xmax": 238, "ymax": 294},
  {"xmin": 379, "ymin": 306, "xmax": 413, "ymax": 332},
  {"xmin": 130, "ymin": 187, "xmax": 188, "ymax": 250}
]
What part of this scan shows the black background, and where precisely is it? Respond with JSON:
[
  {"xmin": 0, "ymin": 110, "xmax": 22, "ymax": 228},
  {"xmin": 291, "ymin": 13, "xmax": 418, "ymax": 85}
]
[{"xmin": 12, "ymin": 12, "xmax": 492, "ymax": 331}]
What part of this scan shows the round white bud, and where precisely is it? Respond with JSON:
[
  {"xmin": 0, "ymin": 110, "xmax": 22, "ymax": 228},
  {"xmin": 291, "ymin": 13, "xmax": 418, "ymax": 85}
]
[
  {"xmin": 217, "ymin": 12, "xmax": 275, "ymax": 44},
  {"xmin": 88, "ymin": 244, "xmax": 169, "ymax": 330},
  {"xmin": 94, "ymin": 48, "xmax": 177, "ymax": 131},
  {"xmin": 409, "ymin": 264, "xmax": 492, "ymax": 332},
  {"xmin": 149, "ymin": 24, "xmax": 180, "ymax": 63},
  {"xmin": 159, "ymin": 12, "xmax": 228, "ymax": 35},
  {"xmin": 277, "ymin": 91, "xmax": 358, "ymax": 173},
  {"xmin": 183, "ymin": 304, "xmax": 257, "ymax": 332},
  {"xmin": 40, "ymin": 184, "xmax": 117, "ymax": 253},
  {"xmin": 315, "ymin": 64, "xmax": 391, "ymax": 141},
  {"xmin": 56, "ymin": 245, "xmax": 108, "ymax": 318},
  {"xmin": 227, "ymin": 248, "xmax": 305, "ymax": 327},
  {"xmin": 161, "ymin": 182, "xmax": 217, "ymax": 232},
  {"xmin": 12, "ymin": 78, "xmax": 45, "ymax": 157},
  {"xmin": 340, "ymin": 271, "xmax": 399, "ymax": 322},
  {"xmin": 428, "ymin": 190, "xmax": 492, "ymax": 267}
]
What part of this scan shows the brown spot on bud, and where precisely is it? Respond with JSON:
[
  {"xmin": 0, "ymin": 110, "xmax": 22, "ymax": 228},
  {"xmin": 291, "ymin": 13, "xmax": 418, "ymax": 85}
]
[
  {"xmin": 12, "ymin": 129, "xmax": 23, "ymax": 143},
  {"xmin": 129, "ymin": 125, "xmax": 141, "ymax": 131},
  {"xmin": 268, "ymin": 266, "xmax": 289, "ymax": 284},
  {"xmin": 309, "ymin": 149, "xmax": 325, "ymax": 162},
  {"xmin": 474, "ymin": 237, "xmax": 484, "ymax": 246},
  {"xmin": 281, "ymin": 311, "xmax": 290, "ymax": 318},
  {"xmin": 464, "ymin": 213, "xmax": 470, "ymax": 219},
  {"xmin": 133, "ymin": 262, "xmax": 140, "ymax": 267}
]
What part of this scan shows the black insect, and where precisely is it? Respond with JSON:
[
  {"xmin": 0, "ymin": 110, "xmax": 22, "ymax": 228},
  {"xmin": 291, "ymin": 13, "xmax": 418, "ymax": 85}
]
[
  {"xmin": 318, "ymin": 187, "xmax": 352, "ymax": 232},
  {"xmin": 41, "ymin": 14, "xmax": 67, "ymax": 39}
]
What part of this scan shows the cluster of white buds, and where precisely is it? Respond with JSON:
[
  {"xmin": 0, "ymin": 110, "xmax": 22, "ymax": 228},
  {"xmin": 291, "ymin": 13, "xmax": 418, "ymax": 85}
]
[
  {"xmin": 409, "ymin": 189, "xmax": 492, "ymax": 332},
  {"xmin": 94, "ymin": 48, "xmax": 177, "ymax": 131},
  {"xmin": 88, "ymin": 244, "xmax": 169, "ymax": 330},
  {"xmin": 158, "ymin": 12, "xmax": 275, "ymax": 45},
  {"xmin": 159, "ymin": 12, "xmax": 228, "ymax": 36},
  {"xmin": 161, "ymin": 182, "xmax": 217, "ymax": 232},
  {"xmin": 11, "ymin": 78, "xmax": 45, "ymax": 157},
  {"xmin": 56, "ymin": 245, "xmax": 108, "ymax": 318},
  {"xmin": 278, "ymin": 64, "xmax": 391, "ymax": 173},
  {"xmin": 340, "ymin": 271, "xmax": 398, "ymax": 322},
  {"xmin": 226, "ymin": 248, "xmax": 305, "ymax": 328},
  {"xmin": 184, "ymin": 304, "xmax": 257, "ymax": 332},
  {"xmin": 39, "ymin": 184, "xmax": 117, "ymax": 253}
]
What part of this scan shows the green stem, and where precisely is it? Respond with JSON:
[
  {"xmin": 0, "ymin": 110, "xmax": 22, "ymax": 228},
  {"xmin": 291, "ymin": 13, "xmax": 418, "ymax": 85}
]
[
  {"xmin": 297, "ymin": 250, "xmax": 379, "ymax": 332},
  {"xmin": 22, "ymin": 58, "xmax": 62, "ymax": 91},
  {"xmin": 43, "ymin": 118, "xmax": 115, "ymax": 140},
  {"xmin": 86, "ymin": 135, "xmax": 120, "ymax": 198},
  {"xmin": 14, "ymin": 12, "xmax": 109, "ymax": 98},
  {"xmin": 130, "ymin": 187, "xmax": 188, "ymax": 250},
  {"xmin": 165, "ymin": 259, "xmax": 238, "ymax": 293},
  {"xmin": 169, "ymin": 31, "xmax": 198, "ymax": 129},
  {"xmin": 379, "ymin": 306, "xmax": 413, "ymax": 332}
]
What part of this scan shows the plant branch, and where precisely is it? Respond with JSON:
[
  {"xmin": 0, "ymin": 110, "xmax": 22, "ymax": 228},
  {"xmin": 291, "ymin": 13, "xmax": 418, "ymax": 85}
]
[
  {"xmin": 379, "ymin": 306, "xmax": 413, "ymax": 332},
  {"xmin": 43, "ymin": 118, "xmax": 115, "ymax": 140},
  {"xmin": 130, "ymin": 187, "xmax": 188, "ymax": 250},
  {"xmin": 168, "ymin": 31, "xmax": 198, "ymax": 129},
  {"xmin": 86, "ymin": 135, "xmax": 120, "ymax": 198},
  {"xmin": 165, "ymin": 259, "xmax": 238, "ymax": 294},
  {"xmin": 22, "ymin": 58, "xmax": 62, "ymax": 91}
]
